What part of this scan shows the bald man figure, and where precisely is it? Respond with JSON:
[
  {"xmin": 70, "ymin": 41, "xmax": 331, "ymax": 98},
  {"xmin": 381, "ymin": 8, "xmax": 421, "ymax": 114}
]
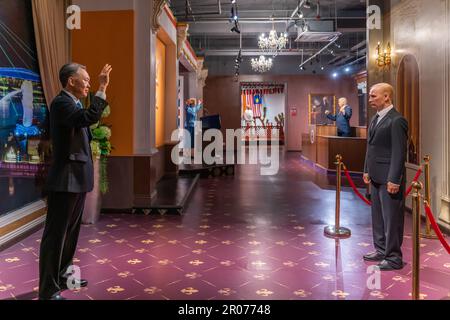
[
  {"xmin": 363, "ymin": 83, "xmax": 408, "ymax": 271},
  {"xmin": 325, "ymin": 97, "xmax": 352, "ymax": 137}
]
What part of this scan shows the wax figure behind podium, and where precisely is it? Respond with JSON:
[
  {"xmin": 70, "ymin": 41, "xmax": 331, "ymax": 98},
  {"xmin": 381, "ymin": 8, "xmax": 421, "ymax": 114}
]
[
  {"xmin": 363, "ymin": 83, "xmax": 408, "ymax": 271},
  {"xmin": 39, "ymin": 63, "xmax": 112, "ymax": 300},
  {"xmin": 325, "ymin": 97, "xmax": 352, "ymax": 137}
]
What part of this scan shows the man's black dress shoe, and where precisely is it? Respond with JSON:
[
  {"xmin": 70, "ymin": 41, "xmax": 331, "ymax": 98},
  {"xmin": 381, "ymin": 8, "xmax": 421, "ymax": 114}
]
[
  {"xmin": 363, "ymin": 252, "xmax": 385, "ymax": 262},
  {"xmin": 39, "ymin": 293, "xmax": 66, "ymax": 300},
  {"xmin": 59, "ymin": 278, "xmax": 88, "ymax": 291},
  {"xmin": 377, "ymin": 259, "xmax": 404, "ymax": 271}
]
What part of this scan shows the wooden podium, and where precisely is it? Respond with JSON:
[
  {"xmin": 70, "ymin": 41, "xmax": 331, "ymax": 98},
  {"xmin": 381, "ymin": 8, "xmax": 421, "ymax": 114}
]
[{"xmin": 302, "ymin": 125, "xmax": 367, "ymax": 173}]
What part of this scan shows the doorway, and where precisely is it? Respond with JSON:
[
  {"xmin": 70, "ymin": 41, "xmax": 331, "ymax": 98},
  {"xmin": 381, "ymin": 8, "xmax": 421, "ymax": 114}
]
[{"xmin": 397, "ymin": 54, "xmax": 420, "ymax": 165}]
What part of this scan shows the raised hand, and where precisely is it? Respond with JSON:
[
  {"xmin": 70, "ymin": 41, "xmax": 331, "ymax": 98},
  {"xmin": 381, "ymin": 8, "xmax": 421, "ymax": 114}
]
[{"xmin": 98, "ymin": 64, "xmax": 112, "ymax": 91}]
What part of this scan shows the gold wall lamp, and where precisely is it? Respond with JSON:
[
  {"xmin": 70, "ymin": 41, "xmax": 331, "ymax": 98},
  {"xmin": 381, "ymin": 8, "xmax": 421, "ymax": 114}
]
[{"xmin": 376, "ymin": 41, "xmax": 391, "ymax": 69}]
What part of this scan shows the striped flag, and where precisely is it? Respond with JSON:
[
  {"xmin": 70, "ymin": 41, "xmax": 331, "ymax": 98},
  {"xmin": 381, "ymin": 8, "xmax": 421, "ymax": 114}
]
[
  {"xmin": 253, "ymin": 93, "xmax": 262, "ymax": 118},
  {"xmin": 246, "ymin": 90, "xmax": 252, "ymax": 110}
]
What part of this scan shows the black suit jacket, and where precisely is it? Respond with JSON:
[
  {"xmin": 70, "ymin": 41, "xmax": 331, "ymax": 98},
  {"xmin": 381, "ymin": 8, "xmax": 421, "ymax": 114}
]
[
  {"xmin": 364, "ymin": 108, "xmax": 408, "ymax": 185},
  {"xmin": 46, "ymin": 91, "xmax": 108, "ymax": 193}
]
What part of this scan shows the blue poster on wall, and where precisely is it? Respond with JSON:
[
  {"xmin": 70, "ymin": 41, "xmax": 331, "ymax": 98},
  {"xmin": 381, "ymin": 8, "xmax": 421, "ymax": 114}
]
[{"xmin": 0, "ymin": 0, "xmax": 49, "ymax": 216}]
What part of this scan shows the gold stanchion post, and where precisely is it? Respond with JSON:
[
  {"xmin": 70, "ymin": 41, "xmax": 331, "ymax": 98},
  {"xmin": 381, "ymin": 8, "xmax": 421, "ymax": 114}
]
[
  {"xmin": 420, "ymin": 155, "xmax": 438, "ymax": 239},
  {"xmin": 324, "ymin": 154, "xmax": 351, "ymax": 239},
  {"xmin": 411, "ymin": 181, "xmax": 422, "ymax": 300}
]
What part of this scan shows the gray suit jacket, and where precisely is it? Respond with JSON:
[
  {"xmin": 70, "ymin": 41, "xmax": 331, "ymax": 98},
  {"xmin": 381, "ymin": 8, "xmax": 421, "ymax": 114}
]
[{"xmin": 364, "ymin": 108, "xmax": 408, "ymax": 185}]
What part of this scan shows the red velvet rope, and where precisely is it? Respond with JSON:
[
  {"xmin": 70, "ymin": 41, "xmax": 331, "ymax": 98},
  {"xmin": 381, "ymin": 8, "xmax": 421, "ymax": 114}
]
[
  {"xmin": 342, "ymin": 164, "xmax": 448, "ymax": 254},
  {"xmin": 343, "ymin": 165, "xmax": 423, "ymax": 206},
  {"xmin": 424, "ymin": 203, "xmax": 450, "ymax": 254},
  {"xmin": 405, "ymin": 168, "xmax": 423, "ymax": 197},
  {"xmin": 343, "ymin": 166, "xmax": 372, "ymax": 206}
]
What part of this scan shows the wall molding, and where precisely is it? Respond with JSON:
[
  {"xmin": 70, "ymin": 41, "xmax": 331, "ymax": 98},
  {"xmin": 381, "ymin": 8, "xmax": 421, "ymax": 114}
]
[
  {"xmin": 151, "ymin": 0, "xmax": 166, "ymax": 33},
  {"xmin": 0, "ymin": 200, "xmax": 47, "ymax": 248},
  {"xmin": 177, "ymin": 23, "xmax": 189, "ymax": 58},
  {"xmin": 0, "ymin": 200, "xmax": 46, "ymax": 228}
]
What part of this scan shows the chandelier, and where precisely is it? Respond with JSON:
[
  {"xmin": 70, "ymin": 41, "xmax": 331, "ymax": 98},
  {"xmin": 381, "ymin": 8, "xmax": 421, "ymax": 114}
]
[
  {"xmin": 258, "ymin": 26, "xmax": 288, "ymax": 56},
  {"xmin": 251, "ymin": 56, "xmax": 273, "ymax": 73}
]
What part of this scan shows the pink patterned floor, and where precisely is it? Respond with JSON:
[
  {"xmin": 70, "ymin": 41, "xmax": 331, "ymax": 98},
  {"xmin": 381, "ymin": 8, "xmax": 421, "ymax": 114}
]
[{"xmin": 0, "ymin": 152, "xmax": 449, "ymax": 300}]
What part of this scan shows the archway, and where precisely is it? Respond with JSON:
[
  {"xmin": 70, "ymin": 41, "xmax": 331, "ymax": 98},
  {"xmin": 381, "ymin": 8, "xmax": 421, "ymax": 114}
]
[{"xmin": 397, "ymin": 54, "xmax": 420, "ymax": 165}]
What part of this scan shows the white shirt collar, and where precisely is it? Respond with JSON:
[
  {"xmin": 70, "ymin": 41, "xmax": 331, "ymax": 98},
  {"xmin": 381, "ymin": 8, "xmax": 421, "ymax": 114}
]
[
  {"xmin": 63, "ymin": 89, "xmax": 80, "ymax": 104},
  {"xmin": 376, "ymin": 105, "xmax": 394, "ymax": 121}
]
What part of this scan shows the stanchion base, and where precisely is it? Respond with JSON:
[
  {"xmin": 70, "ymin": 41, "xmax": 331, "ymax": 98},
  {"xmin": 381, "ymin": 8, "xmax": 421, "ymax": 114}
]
[
  {"xmin": 324, "ymin": 226, "xmax": 351, "ymax": 239},
  {"xmin": 420, "ymin": 230, "xmax": 440, "ymax": 240}
]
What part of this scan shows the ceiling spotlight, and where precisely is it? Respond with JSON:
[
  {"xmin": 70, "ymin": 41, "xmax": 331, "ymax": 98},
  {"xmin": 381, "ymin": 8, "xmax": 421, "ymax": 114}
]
[
  {"xmin": 231, "ymin": 26, "xmax": 240, "ymax": 34},
  {"xmin": 235, "ymin": 50, "xmax": 242, "ymax": 64},
  {"xmin": 332, "ymin": 72, "xmax": 338, "ymax": 78},
  {"xmin": 321, "ymin": 66, "xmax": 324, "ymax": 70},
  {"xmin": 231, "ymin": 21, "xmax": 240, "ymax": 34},
  {"xmin": 231, "ymin": 0, "xmax": 236, "ymax": 3},
  {"xmin": 345, "ymin": 67, "xmax": 350, "ymax": 72}
]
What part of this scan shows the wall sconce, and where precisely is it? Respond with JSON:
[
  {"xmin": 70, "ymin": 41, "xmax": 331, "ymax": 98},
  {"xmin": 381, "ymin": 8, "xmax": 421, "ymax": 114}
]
[{"xmin": 376, "ymin": 41, "xmax": 391, "ymax": 68}]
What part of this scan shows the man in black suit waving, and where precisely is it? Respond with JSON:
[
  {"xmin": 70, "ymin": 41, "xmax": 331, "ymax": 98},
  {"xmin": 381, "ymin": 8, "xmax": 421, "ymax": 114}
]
[
  {"xmin": 363, "ymin": 83, "xmax": 408, "ymax": 271},
  {"xmin": 39, "ymin": 63, "xmax": 112, "ymax": 300}
]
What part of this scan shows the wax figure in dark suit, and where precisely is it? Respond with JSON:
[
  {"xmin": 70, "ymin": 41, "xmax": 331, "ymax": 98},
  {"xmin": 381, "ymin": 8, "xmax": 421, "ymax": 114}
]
[
  {"xmin": 39, "ymin": 63, "xmax": 112, "ymax": 300},
  {"xmin": 325, "ymin": 97, "xmax": 352, "ymax": 137},
  {"xmin": 363, "ymin": 83, "xmax": 408, "ymax": 271}
]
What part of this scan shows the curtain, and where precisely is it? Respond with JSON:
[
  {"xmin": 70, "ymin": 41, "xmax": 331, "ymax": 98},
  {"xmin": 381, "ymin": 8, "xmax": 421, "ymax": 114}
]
[{"xmin": 32, "ymin": 0, "xmax": 71, "ymax": 104}]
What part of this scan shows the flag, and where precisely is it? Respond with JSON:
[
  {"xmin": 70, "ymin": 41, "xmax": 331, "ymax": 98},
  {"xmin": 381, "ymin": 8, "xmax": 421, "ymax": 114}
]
[
  {"xmin": 253, "ymin": 93, "xmax": 262, "ymax": 118},
  {"xmin": 241, "ymin": 91, "xmax": 246, "ymax": 114},
  {"xmin": 245, "ymin": 90, "xmax": 251, "ymax": 109}
]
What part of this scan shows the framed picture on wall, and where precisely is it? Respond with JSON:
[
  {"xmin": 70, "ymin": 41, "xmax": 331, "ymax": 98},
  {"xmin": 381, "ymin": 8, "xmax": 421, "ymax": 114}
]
[{"xmin": 308, "ymin": 94, "xmax": 336, "ymax": 125}]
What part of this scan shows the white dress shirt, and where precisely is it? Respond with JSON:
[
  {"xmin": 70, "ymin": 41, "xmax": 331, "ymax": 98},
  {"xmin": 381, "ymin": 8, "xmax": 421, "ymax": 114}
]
[
  {"xmin": 374, "ymin": 104, "xmax": 399, "ymax": 187},
  {"xmin": 375, "ymin": 104, "xmax": 394, "ymax": 125}
]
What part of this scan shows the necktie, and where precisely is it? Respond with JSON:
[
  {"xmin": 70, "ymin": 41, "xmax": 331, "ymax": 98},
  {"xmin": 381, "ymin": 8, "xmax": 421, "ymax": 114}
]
[
  {"xmin": 370, "ymin": 114, "xmax": 379, "ymax": 137},
  {"xmin": 76, "ymin": 101, "xmax": 83, "ymax": 109}
]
